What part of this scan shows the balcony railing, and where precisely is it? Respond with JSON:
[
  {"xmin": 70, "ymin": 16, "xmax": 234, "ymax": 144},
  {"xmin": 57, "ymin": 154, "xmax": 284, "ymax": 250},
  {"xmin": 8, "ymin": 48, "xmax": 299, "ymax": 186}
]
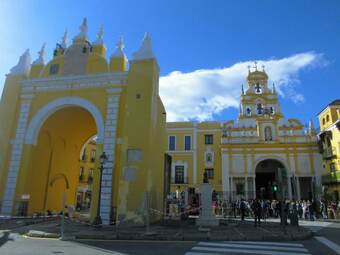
[
  {"xmin": 322, "ymin": 171, "xmax": 340, "ymax": 185},
  {"xmin": 171, "ymin": 177, "xmax": 189, "ymax": 184},
  {"xmin": 323, "ymin": 146, "xmax": 336, "ymax": 159}
]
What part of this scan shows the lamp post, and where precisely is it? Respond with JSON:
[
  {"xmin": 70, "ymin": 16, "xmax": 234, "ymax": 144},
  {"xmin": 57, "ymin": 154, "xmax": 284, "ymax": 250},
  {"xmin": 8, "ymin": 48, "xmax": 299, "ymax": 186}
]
[{"xmin": 93, "ymin": 151, "xmax": 107, "ymax": 226}]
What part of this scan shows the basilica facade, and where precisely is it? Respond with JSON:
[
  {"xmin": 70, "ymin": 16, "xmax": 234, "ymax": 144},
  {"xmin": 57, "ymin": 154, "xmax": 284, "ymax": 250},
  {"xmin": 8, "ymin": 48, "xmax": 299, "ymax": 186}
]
[{"xmin": 167, "ymin": 67, "xmax": 323, "ymax": 202}]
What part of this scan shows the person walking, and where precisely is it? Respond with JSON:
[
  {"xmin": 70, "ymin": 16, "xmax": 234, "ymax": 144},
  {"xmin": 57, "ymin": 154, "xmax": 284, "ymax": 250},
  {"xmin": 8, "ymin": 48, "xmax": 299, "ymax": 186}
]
[
  {"xmin": 253, "ymin": 199, "xmax": 262, "ymax": 227},
  {"xmin": 240, "ymin": 199, "xmax": 246, "ymax": 221},
  {"xmin": 330, "ymin": 201, "xmax": 337, "ymax": 219}
]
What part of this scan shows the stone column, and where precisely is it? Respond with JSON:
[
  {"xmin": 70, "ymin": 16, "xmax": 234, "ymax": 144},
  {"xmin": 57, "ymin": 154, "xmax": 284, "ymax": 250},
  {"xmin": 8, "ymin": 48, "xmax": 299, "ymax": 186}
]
[
  {"xmin": 253, "ymin": 177, "xmax": 256, "ymax": 199},
  {"xmin": 245, "ymin": 177, "xmax": 248, "ymax": 200},
  {"xmin": 296, "ymin": 177, "xmax": 301, "ymax": 201},
  {"xmin": 1, "ymin": 94, "xmax": 33, "ymax": 215},
  {"xmin": 287, "ymin": 176, "xmax": 293, "ymax": 200},
  {"xmin": 221, "ymin": 153, "xmax": 229, "ymax": 200},
  {"xmin": 99, "ymin": 89, "xmax": 120, "ymax": 225},
  {"xmin": 230, "ymin": 177, "xmax": 234, "ymax": 201}
]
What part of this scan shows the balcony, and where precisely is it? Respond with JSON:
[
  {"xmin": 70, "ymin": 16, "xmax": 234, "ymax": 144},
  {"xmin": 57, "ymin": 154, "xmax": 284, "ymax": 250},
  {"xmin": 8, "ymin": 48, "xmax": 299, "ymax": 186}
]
[
  {"xmin": 171, "ymin": 177, "xmax": 189, "ymax": 185},
  {"xmin": 322, "ymin": 171, "xmax": 340, "ymax": 185},
  {"xmin": 323, "ymin": 146, "xmax": 336, "ymax": 160}
]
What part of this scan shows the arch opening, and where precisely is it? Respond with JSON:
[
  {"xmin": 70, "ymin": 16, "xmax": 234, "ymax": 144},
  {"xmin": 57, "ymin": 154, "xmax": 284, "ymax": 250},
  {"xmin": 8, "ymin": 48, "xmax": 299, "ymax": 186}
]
[
  {"xmin": 255, "ymin": 159, "xmax": 285, "ymax": 200},
  {"xmin": 23, "ymin": 105, "xmax": 99, "ymax": 218}
]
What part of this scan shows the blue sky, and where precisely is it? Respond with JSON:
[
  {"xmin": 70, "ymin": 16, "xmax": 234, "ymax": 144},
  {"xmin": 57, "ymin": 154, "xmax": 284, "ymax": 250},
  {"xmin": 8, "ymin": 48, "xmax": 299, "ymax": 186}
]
[{"xmin": 0, "ymin": 0, "xmax": 339, "ymax": 127}]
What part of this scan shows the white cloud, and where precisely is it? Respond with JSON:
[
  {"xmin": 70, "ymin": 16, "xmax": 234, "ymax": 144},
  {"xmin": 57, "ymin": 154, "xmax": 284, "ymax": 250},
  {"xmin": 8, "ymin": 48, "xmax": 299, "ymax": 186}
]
[{"xmin": 160, "ymin": 52, "xmax": 325, "ymax": 122}]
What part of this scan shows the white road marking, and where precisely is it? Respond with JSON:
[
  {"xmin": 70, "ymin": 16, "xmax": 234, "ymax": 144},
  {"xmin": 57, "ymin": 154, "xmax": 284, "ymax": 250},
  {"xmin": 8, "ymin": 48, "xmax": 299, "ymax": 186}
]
[
  {"xmin": 192, "ymin": 246, "xmax": 311, "ymax": 255},
  {"xmin": 185, "ymin": 241, "xmax": 311, "ymax": 255},
  {"xmin": 198, "ymin": 242, "xmax": 308, "ymax": 252},
  {"xmin": 315, "ymin": 236, "xmax": 340, "ymax": 255},
  {"xmin": 223, "ymin": 241, "xmax": 304, "ymax": 247}
]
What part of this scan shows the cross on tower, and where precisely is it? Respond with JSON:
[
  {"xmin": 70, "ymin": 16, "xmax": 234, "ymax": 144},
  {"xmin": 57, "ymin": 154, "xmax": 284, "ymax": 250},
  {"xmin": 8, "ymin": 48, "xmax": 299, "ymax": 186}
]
[{"xmin": 253, "ymin": 61, "xmax": 258, "ymax": 71}]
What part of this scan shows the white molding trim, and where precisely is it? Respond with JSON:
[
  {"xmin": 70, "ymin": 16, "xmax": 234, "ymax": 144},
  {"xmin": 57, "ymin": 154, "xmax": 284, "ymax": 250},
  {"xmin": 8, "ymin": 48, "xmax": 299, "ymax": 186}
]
[
  {"xmin": 25, "ymin": 96, "xmax": 105, "ymax": 145},
  {"xmin": 21, "ymin": 72, "xmax": 128, "ymax": 93}
]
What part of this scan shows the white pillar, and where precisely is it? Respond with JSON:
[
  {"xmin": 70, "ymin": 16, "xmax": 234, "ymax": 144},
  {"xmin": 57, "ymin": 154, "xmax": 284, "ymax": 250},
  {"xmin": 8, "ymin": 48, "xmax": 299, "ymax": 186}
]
[
  {"xmin": 245, "ymin": 177, "xmax": 248, "ymax": 200},
  {"xmin": 230, "ymin": 177, "xmax": 233, "ymax": 201},
  {"xmin": 287, "ymin": 176, "xmax": 292, "ymax": 200},
  {"xmin": 193, "ymin": 123, "xmax": 197, "ymax": 185},
  {"xmin": 296, "ymin": 177, "xmax": 301, "ymax": 201},
  {"xmin": 253, "ymin": 176, "xmax": 256, "ymax": 199},
  {"xmin": 222, "ymin": 153, "xmax": 229, "ymax": 200}
]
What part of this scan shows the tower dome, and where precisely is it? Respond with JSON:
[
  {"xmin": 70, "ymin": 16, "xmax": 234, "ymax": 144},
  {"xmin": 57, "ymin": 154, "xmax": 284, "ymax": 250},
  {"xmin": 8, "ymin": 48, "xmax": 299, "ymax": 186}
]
[{"xmin": 247, "ymin": 69, "xmax": 268, "ymax": 82}]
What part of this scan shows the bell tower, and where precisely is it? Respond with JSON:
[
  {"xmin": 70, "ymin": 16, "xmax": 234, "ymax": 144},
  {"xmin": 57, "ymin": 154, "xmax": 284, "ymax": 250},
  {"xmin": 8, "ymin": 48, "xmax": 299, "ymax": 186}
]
[{"xmin": 240, "ymin": 62, "xmax": 282, "ymax": 119}]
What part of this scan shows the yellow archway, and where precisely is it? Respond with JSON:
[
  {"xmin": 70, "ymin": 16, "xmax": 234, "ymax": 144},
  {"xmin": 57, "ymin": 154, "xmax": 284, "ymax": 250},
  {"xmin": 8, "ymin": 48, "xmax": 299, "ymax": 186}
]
[{"xmin": 23, "ymin": 106, "xmax": 99, "ymax": 215}]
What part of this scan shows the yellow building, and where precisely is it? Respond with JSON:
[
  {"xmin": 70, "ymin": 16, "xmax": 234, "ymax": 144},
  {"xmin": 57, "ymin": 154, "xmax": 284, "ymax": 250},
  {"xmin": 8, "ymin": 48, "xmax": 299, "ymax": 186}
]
[
  {"xmin": 317, "ymin": 100, "xmax": 340, "ymax": 201},
  {"xmin": 0, "ymin": 18, "xmax": 166, "ymax": 225},
  {"xmin": 167, "ymin": 65, "xmax": 322, "ymax": 202},
  {"xmin": 76, "ymin": 139, "xmax": 97, "ymax": 212}
]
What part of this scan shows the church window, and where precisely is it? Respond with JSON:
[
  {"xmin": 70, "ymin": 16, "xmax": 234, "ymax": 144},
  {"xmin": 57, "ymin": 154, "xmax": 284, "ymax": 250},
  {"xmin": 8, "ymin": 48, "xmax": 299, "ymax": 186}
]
[
  {"xmin": 322, "ymin": 118, "xmax": 325, "ymax": 125},
  {"xmin": 205, "ymin": 134, "xmax": 213, "ymax": 144},
  {"xmin": 257, "ymin": 103, "xmax": 263, "ymax": 115},
  {"xmin": 326, "ymin": 115, "xmax": 330, "ymax": 122},
  {"xmin": 255, "ymin": 82, "xmax": 262, "ymax": 94},
  {"xmin": 246, "ymin": 107, "xmax": 252, "ymax": 116},
  {"xmin": 184, "ymin": 136, "xmax": 191, "ymax": 150},
  {"xmin": 270, "ymin": 107, "xmax": 275, "ymax": 114},
  {"xmin": 264, "ymin": 126, "xmax": 273, "ymax": 141},
  {"xmin": 174, "ymin": 166, "xmax": 185, "ymax": 184},
  {"xmin": 169, "ymin": 136, "xmax": 176, "ymax": 151}
]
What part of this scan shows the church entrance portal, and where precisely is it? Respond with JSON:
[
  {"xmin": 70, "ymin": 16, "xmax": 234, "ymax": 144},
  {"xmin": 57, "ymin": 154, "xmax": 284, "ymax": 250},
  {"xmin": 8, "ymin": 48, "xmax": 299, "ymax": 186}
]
[{"xmin": 255, "ymin": 159, "xmax": 285, "ymax": 200}]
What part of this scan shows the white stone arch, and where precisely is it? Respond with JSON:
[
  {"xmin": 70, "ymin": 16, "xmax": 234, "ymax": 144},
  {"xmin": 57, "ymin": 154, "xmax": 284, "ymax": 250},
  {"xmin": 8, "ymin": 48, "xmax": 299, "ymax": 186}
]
[
  {"xmin": 253, "ymin": 155, "xmax": 294, "ymax": 200},
  {"xmin": 25, "ymin": 96, "xmax": 105, "ymax": 145},
  {"xmin": 253, "ymin": 155, "xmax": 290, "ymax": 174}
]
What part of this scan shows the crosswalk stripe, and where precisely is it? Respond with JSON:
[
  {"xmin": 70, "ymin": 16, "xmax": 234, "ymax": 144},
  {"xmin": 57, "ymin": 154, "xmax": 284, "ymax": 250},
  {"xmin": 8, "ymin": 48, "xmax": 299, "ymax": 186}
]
[
  {"xmin": 224, "ymin": 241, "xmax": 304, "ymax": 247},
  {"xmin": 185, "ymin": 252, "xmax": 222, "ymax": 255},
  {"xmin": 198, "ymin": 242, "xmax": 308, "ymax": 252},
  {"xmin": 192, "ymin": 246, "xmax": 311, "ymax": 255},
  {"xmin": 315, "ymin": 236, "xmax": 340, "ymax": 255}
]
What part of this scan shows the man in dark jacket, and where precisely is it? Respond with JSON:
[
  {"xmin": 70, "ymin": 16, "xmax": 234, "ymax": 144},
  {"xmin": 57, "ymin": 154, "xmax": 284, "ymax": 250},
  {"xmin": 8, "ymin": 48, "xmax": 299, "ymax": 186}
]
[
  {"xmin": 240, "ymin": 199, "xmax": 246, "ymax": 221},
  {"xmin": 253, "ymin": 199, "xmax": 262, "ymax": 227}
]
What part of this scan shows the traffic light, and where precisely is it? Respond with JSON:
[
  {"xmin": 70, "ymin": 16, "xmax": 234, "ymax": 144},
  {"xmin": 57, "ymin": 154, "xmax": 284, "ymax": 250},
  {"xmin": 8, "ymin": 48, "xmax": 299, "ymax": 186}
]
[{"xmin": 272, "ymin": 183, "xmax": 278, "ymax": 192}]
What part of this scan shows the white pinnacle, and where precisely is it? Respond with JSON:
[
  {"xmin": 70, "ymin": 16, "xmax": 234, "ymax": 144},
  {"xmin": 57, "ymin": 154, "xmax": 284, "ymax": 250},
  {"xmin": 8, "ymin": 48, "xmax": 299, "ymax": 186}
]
[
  {"xmin": 9, "ymin": 49, "xmax": 31, "ymax": 75},
  {"xmin": 74, "ymin": 18, "xmax": 88, "ymax": 40},
  {"xmin": 32, "ymin": 43, "xmax": 46, "ymax": 65},
  {"xmin": 93, "ymin": 26, "xmax": 104, "ymax": 45},
  {"xmin": 61, "ymin": 29, "xmax": 67, "ymax": 48},
  {"xmin": 111, "ymin": 36, "xmax": 126, "ymax": 58},
  {"xmin": 133, "ymin": 32, "xmax": 155, "ymax": 60},
  {"xmin": 308, "ymin": 119, "xmax": 316, "ymax": 135}
]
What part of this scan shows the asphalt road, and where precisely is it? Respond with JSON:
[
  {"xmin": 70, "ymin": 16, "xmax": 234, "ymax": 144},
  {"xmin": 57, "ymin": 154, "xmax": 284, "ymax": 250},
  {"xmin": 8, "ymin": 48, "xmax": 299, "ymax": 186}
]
[{"xmin": 0, "ymin": 221, "xmax": 339, "ymax": 255}]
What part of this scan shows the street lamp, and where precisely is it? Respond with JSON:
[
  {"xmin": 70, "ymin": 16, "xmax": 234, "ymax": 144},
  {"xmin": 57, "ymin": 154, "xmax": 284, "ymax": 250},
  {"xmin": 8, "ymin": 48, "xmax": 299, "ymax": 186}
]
[{"xmin": 93, "ymin": 151, "xmax": 108, "ymax": 225}]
